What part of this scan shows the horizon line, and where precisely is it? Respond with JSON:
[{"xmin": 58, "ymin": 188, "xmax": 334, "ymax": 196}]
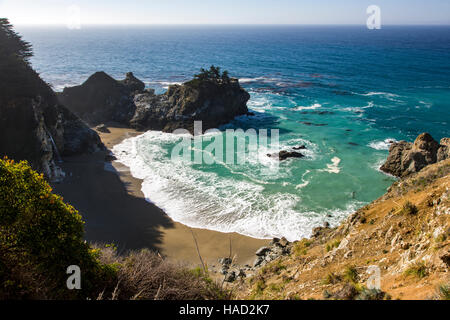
[{"xmin": 13, "ymin": 23, "xmax": 450, "ymax": 27}]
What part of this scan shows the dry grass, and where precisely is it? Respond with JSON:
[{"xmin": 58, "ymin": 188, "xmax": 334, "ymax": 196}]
[{"xmin": 94, "ymin": 245, "xmax": 230, "ymax": 300}]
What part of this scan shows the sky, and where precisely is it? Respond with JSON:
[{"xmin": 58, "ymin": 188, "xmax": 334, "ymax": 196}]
[{"xmin": 1, "ymin": 0, "xmax": 449, "ymax": 25}]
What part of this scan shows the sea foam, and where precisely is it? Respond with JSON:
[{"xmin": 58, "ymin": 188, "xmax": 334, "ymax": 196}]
[{"xmin": 112, "ymin": 131, "xmax": 347, "ymax": 241}]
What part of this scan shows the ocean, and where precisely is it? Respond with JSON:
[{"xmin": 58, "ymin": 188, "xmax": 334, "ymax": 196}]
[{"xmin": 17, "ymin": 25, "xmax": 450, "ymax": 241}]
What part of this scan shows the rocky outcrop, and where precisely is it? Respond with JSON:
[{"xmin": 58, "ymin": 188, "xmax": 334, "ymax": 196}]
[
  {"xmin": 381, "ymin": 133, "xmax": 449, "ymax": 177},
  {"xmin": 60, "ymin": 72, "xmax": 250, "ymax": 134},
  {"xmin": 58, "ymin": 72, "xmax": 139, "ymax": 126},
  {"xmin": 437, "ymin": 138, "xmax": 450, "ymax": 162},
  {"xmin": 0, "ymin": 55, "xmax": 104, "ymax": 180}
]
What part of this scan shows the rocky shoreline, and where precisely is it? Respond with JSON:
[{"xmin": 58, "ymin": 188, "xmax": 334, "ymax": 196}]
[{"xmin": 217, "ymin": 133, "xmax": 450, "ymax": 296}]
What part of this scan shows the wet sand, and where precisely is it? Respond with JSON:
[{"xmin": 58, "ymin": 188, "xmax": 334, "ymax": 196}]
[{"xmin": 52, "ymin": 124, "xmax": 267, "ymax": 267}]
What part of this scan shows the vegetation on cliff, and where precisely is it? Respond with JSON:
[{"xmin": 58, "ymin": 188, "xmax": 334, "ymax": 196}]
[
  {"xmin": 0, "ymin": 19, "xmax": 104, "ymax": 180},
  {"xmin": 0, "ymin": 158, "xmax": 228, "ymax": 300},
  {"xmin": 233, "ymin": 158, "xmax": 449, "ymax": 300}
]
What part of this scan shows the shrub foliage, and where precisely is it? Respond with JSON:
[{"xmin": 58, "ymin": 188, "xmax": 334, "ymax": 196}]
[
  {"xmin": 0, "ymin": 158, "xmax": 228, "ymax": 300},
  {"xmin": 0, "ymin": 158, "xmax": 112, "ymax": 299}
]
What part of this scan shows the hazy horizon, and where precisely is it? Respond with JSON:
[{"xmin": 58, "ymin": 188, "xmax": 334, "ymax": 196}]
[{"xmin": 1, "ymin": 0, "xmax": 449, "ymax": 26}]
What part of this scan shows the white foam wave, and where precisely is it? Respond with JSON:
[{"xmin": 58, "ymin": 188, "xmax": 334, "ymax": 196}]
[
  {"xmin": 112, "ymin": 131, "xmax": 345, "ymax": 241},
  {"xmin": 294, "ymin": 103, "xmax": 322, "ymax": 111},
  {"xmin": 239, "ymin": 77, "xmax": 279, "ymax": 84},
  {"xmin": 322, "ymin": 157, "xmax": 341, "ymax": 174},
  {"xmin": 359, "ymin": 92, "xmax": 399, "ymax": 98},
  {"xmin": 145, "ymin": 80, "xmax": 183, "ymax": 89},
  {"xmin": 368, "ymin": 138, "xmax": 397, "ymax": 151}
]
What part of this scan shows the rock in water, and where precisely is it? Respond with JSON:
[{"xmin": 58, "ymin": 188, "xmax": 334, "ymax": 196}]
[
  {"xmin": 131, "ymin": 77, "xmax": 250, "ymax": 133},
  {"xmin": 381, "ymin": 133, "xmax": 449, "ymax": 177},
  {"xmin": 60, "ymin": 71, "xmax": 250, "ymax": 134},
  {"xmin": 268, "ymin": 150, "xmax": 305, "ymax": 161}
]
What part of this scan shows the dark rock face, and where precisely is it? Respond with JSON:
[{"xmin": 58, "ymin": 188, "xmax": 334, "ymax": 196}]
[
  {"xmin": 60, "ymin": 72, "xmax": 250, "ymax": 134},
  {"xmin": 1, "ymin": 66, "xmax": 104, "ymax": 180},
  {"xmin": 58, "ymin": 72, "xmax": 138, "ymax": 126},
  {"xmin": 59, "ymin": 106, "xmax": 104, "ymax": 156},
  {"xmin": 381, "ymin": 133, "xmax": 449, "ymax": 178},
  {"xmin": 119, "ymin": 72, "xmax": 145, "ymax": 93}
]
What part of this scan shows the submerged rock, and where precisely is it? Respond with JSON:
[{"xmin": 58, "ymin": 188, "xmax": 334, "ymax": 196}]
[{"xmin": 267, "ymin": 150, "xmax": 305, "ymax": 161}]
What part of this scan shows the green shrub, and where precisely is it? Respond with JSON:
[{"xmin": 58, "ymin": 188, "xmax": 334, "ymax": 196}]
[
  {"xmin": 343, "ymin": 266, "xmax": 358, "ymax": 283},
  {"xmin": 325, "ymin": 239, "xmax": 341, "ymax": 252},
  {"xmin": 437, "ymin": 284, "xmax": 450, "ymax": 300},
  {"xmin": 404, "ymin": 262, "xmax": 428, "ymax": 279},
  {"xmin": 401, "ymin": 201, "xmax": 418, "ymax": 215},
  {"xmin": 0, "ymin": 158, "xmax": 112, "ymax": 299}
]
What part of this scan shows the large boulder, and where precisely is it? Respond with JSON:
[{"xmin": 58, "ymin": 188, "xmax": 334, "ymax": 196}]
[{"xmin": 381, "ymin": 133, "xmax": 449, "ymax": 177}]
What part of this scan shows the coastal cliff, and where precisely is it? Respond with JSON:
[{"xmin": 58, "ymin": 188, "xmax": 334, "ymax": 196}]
[
  {"xmin": 0, "ymin": 19, "xmax": 104, "ymax": 180},
  {"xmin": 58, "ymin": 67, "xmax": 250, "ymax": 134}
]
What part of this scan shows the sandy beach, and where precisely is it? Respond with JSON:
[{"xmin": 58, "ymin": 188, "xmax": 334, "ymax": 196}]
[{"xmin": 52, "ymin": 124, "xmax": 267, "ymax": 267}]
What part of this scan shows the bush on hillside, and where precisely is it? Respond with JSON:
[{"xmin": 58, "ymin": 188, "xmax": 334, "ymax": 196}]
[
  {"xmin": 0, "ymin": 158, "xmax": 115, "ymax": 299},
  {"xmin": 0, "ymin": 158, "xmax": 229, "ymax": 300}
]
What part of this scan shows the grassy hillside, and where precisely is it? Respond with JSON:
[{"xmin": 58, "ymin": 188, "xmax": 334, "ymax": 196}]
[{"xmin": 234, "ymin": 160, "xmax": 450, "ymax": 300}]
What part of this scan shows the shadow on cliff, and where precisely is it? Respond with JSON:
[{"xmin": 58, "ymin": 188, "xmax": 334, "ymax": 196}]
[{"xmin": 52, "ymin": 151, "xmax": 174, "ymax": 255}]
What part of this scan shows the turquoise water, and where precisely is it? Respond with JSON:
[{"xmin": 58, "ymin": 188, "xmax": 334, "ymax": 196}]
[{"xmin": 17, "ymin": 25, "xmax": 450, "ymax": 240}]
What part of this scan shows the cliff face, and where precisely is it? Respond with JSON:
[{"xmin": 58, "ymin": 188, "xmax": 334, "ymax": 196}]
[
  {"xmin": 0, "ymin": 59, "xmax": 104, "ymax": 180},
  {"xmin": 59, "ymin": 72, "xmax": 250, "ymax": 134}
]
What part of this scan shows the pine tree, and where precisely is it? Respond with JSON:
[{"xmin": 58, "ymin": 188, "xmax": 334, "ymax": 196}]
[{"xmin": 0, "ymin": 18, "xmax": 33, "ymax": 64}]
